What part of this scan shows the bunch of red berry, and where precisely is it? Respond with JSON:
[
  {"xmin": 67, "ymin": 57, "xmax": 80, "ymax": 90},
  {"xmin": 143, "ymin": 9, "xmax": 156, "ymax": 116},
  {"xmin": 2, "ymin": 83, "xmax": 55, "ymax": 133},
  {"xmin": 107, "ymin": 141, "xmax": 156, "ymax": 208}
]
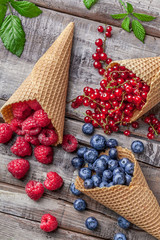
[{"xmin": 144, "ymin": 114, "xmax": 160, "ymax": 139}]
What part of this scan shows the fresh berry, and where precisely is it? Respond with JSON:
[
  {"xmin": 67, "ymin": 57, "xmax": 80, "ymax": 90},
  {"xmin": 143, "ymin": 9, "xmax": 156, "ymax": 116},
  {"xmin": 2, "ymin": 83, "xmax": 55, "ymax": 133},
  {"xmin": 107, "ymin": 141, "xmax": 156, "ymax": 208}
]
[
  {"xmin": 44, "ymin": 172, "xmax": 63, "ymax": 191},
  {"xmin": 118, "ymin": 216, "xmax": 131, "ymax": 229},
  {"xmin": 70, "ymin": 183, "xmax": 81, "ymax": 196},
  {"xmin": 108, "ymin": 159, "xmax": 118, "ymax": 171},
  {"xmin": 25, "ymin": 134, "xmax": 40, "ymax": 146},
  {"xmin": 40, "ymin": 214, "xmax": 58, "ymax": 232},
  {"xmin": 82, "ymin": 123, "xmax": 94, "ymax": 135},
  {"xmin": 106, "ymin": 138, "xmax": 118, "ymax": 148},
  {"xmin": 119, "ymin": 158, "xmax": 130, "ymax": 169},
  {"xmin": 92, "ymin": 174, "xmax": 102, "ymax": 187},
  {"xmin": 95, "ymin": 38, "xmax": 103, "ymax": 47},
  {"xmin": 125, "ymin": 173, "xmax": 132, "ymax": 186},
  {"xmin": 7, "ymin": 159, "xmax": 30, "ymax": 179},
  {"xmin": 125, "ymin": 162, "xmax": 134, "ymax": 175},
  {"xmin": 84, "ymin": 178, "xmax": 94, "ymax": 189},
  {"xmin": 12, "ymin": 102, "xmax": 32, "ymax": 120},
  {"xmin": 79, "ymin": 167, "xmax": 92, "ymax": 180},
  {"xmin": 62, "ymin": 134, "xmax": 78, "ymax": 152},
  {"xmin": 124, "ymin": 130, "xmax": 131, "ymax": 136},
  {"xmin": 11, "ymin": 137, "xmax": 32, "ymax": 157},
  {"xmin": 33, "ymin": 109, "xmax": 51, "ymax": 127},
  {"xmin": 106, "ymin": 26, "xmax": 112, "ymax": 32},
  {"xmin": 131, "ymin": 140, "xmax": 144, "ymax": 153},
  {"xmin": 71, "ymin": 157, "xmax": 84, "ymax": 169},
  {"xmin": 102, "ymin": 169, "xmax": 113, "ymax": 181},
  {"xmin": 38, "ymin": 129, "xmax": 58, "ymax": 146},
  {"xmin": 90, "ymin": 134, "xmax": 106, "ymax": 151},
  {"xmin": 10, "ymin": 118, "xmax": 25, "ymax": 135},
  {"xmin": 77, "ymin": 147, "xmax": 88, "ymax": 158},
  {"xmin": 114, "ymin": 233, "xmax": 126, "ymax": 240},
  {"xmin": 113, "ymin": 172, "xmax": 125, "ymax": 185},
  {"xmin": 84, "ymin": 148, "xmax": 98, "ymax": 163},
  {"xmin": 99, "ymin": 155, "xmax": 110, "ymax": 164},
  {"xmin": 34, "ymin": 145, "xmax": 53, "ymax": 164},
  {"xmin": 113, "ymin": 167, "xmax": 124, "ymax": 176},
  {"xmin": 85, "ymin": 217, "xmax": 98, "ymax": 230},
  {"xmin": 131, "ymin": 121, "xmax": 139, "ymax": 129},
  {"xmin": 100, "ymin": 181, "xmax": 108, "ymax": 187},
  {"xmin": 22, "ymin": 116, "xmax": 41, "ymax": 136},
  {"xmin": 93, "ymin": 158, "xmax": 107, "ymax": 174},
  {"xmin": 109, "ymin": 148, "xmax": 117, "ymax": 159},
  {"xmin": 97, "ymin": 26, "xmax": 104, "ymax": 33},
  {"xmin": 147, "ymin": 132, "xmax": 154, "ymax": 139},
  {"xmin": 27, "ymin": 100, "xmax": 41, "ymax": 111},
  {"xmin": 25, "ymin": 180, "xmax": 44, "ymax": 201},
  {"xmin": 0, "ymin": 123, "xmax": 13, "ymax": 143},
  {"xmin": 73, "ymin": 199, "xmax": 86, "ymax": 211}
]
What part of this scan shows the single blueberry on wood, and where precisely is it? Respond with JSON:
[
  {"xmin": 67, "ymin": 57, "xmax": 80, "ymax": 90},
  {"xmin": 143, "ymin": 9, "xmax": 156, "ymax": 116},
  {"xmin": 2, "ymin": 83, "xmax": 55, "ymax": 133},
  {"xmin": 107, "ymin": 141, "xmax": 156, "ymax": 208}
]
[
  {"xmin": 114, "ymin": 233, "xmax": 126, "ymax": 240},
  {"xmin": 82, "ymin": 123, "xmax": 94, "ymax": 135},
  {"xmin": 85, "ymin": 217, "xmax": 98, "ymax": 230},
  {"xmin": 73, "ymin": 199, "xmax": 86, "ymax": 211},
  {"xmin": 131, "ymin": 140, "xmax": 144, "ymax": 153},
  {"xmin": 118, "ymin": 216, "xmax": 131, "ymax": 229}
]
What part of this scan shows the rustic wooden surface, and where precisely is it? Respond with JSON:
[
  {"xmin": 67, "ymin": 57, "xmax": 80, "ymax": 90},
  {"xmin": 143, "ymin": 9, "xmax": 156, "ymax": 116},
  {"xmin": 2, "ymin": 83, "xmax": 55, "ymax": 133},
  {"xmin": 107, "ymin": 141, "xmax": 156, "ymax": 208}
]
[{"xmin": 0, "ymin": 1, "xmax": 160, "ymax": 239}]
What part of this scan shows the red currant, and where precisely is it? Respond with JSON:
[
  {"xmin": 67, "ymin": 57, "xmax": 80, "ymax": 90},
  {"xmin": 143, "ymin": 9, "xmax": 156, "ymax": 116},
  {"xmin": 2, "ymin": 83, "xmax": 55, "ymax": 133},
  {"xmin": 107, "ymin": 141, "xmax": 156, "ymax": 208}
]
[
  {"xmin": 92, "ymin": 53, "xmax": 100, "ymax": 61},
  {"xmin": 86, "ymin": 110, "xmax": 92, "ymax": 116},
  {"xmin": 92, "ymin": 120, "xmax": 99, "ymax": 127},
  {"xmin": 93, "ymin": 61, "xmax": 102, "ymax": 69},
  {"xmin": 83, "ymin": 99, "xmax": 89, "ymax": 106},
  {"xmin": 97, "ymin": 26, "xmax": 104, "ymax": 33},
  {"xmin": 131, "ymin": 121, "xmax": 139, "ymax": 129},
  {"xmin": 144, "ymin": 116, "xmax": 151, "ymax": 124},
  {"xmin": 106, "ymin": 26, "xmax": 112, "ymax": 32},
  {"xmin": 90, "ymin": 102, "xmax": 97, "ymax": 109},
  {"xmin": 124, "ymin": 130, "xmax": 131, "ymax": 136},
  {"xmin": 84, "ymin": 116, "xmax": 92, "ymax": 123},
  {"xmin": 147, "ymin": 132, "xmax": 154, "ymax": 139},
  {"xmin": 148, "ymin": 126, "xmax": 154, "ymax": 133},
  {"xmin": 100, "ymin": 53, "xmax": 107, "ymax": 61},
  {"xmin": 106, "ymin": 58, "xmax": 112, "ymax": 64},
  {"xmin": 100, "ymin": 79, "xmax": 107, "ymax": 87},
  {"xmin": 96, "ymin": 47, "xmax": 103, "ymax": 53},
  {"xmin": 95, "ymin": 38, "xmax": 103, "ymax": 47},
  {"xmin": 99, "ymin": 68, "xmax": 105, "ymax": 75},
  {"xmin": 115, "ymin": 88, "xmax": 122, "ymax": 97},
  {"xmin": 105, "ymin": 31, "xmax": 111, "ymax": 38}
]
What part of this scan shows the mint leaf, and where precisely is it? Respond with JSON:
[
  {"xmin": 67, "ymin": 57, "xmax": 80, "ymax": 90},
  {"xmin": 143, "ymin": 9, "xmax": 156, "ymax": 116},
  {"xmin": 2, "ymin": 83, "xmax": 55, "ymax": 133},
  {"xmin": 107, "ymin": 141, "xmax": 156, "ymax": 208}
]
[
  {"xmin": 119, "ymin": 0, "xmax": 128, "ymax": 12},
  {"xmin": 83, "ymin": 0, "xmax": 98, "ymax": 9},
  {"xmin": 0, "ymin": 2, "xmax": 7, "ymax": 27},
  {"xmin": 127, "ymin": 2, "xmax": 133, "ymax": 13},
  {"xmin": 111, "ymin": 13, "xmax": 128, "ymax": 19},
  {"xmin": 132, "ymin": 12, "xmax": 156, "ymax": 22},
  {"xmin": 0, "ymin": 15, "xmax": 26, "ymax": 57},
  {"xmin": 11, "ymin": 0, "xmax": 42, "ymax": 18},
  {"xmin": 132, "ymin": 19, "xmax": 145, "ymax": 42},
  {"xmin": 121, "ymin": 17, "xmax": 130, "ymax": 32}
]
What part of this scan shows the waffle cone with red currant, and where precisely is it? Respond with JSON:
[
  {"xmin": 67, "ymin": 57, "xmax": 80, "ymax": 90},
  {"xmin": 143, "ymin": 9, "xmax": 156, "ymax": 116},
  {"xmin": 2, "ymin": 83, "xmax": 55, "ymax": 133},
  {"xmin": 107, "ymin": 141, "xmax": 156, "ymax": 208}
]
[
  {"xmin": 75, "ymin": 146, "xmax": 160, "ymax": 240},
  {"xmin": 0, "ymin": 22, "xmax": 74, "ymax": 145}
]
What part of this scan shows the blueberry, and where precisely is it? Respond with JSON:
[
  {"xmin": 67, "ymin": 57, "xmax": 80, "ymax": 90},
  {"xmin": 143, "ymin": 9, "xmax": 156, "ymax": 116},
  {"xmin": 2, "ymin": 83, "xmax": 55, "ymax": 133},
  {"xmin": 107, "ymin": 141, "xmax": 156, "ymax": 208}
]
[
  {"xmin": 118, "ymin": 216, "xmax": 131, "ymax": 229},
  {"xmin": 125, "ymin": 173, "xmax": 132, "ymax": 186},
  {"xmin": 99, "ymin": 155, "xmax": 110, "ymax": 164},
  {"xmin": 84, "ymin": 148, "xmax": 98, "ymax": 164},
  {"xmin": 92, "ymin": 174, "xmax": 102, "ymax": 187},
  {"xmin": 131, "ymin": 140, "xmax": 144, "ymax": 154},
  {"xmin": 113, "ymin": 167, "xmax": 124, "ymax": 176},
  {"xmin": 90, "ymin": 134, "xmax": 106, "ymax": 151},
  {"xmin": 93, "ymin": 158, "xmax": 107, "ymax": 174},
  {"xmin": 73, "ymin": 199, "xmax": 86, "ymax": 211},
  {"xmin": 99, "ymin": 181, "xmax": 108, "ymax": 188},
  {"xmin": 113, "ymin": 173, "xmax": 125, "ymax": 185},
  {"xmin": 84, "ymin": 179, "xmax": 94, "ymax": 189},
  {"xmin": 79, "ymin": 168, "xmax": 92, "ymax": 180},
  {"xmin": 82, "ymin": 123, "xmax": 94, "ymax": 135},
  {"xmin": 103, "ymin": 170, "xmax": 113, "ymax": 181},
  {"xmin": 71, "ymin": 157, "xmax": 84, "ymax": 169},
  {"xmin": 70, "ymin": 183, "xmax": 81, "ymax": 196},
  {"xmin": 109, "ymin": 148, "xmax": 118, "ymax": 159},
  {"xmin": 77, "ymin": 147, "xmax": 88, "ymax": 158},
  {"xmin": 88, "ymin": 163, "xmax": 94, "ymax": 170},
  {"xmin": 106, "ymin": 138, "xmax": 118, "ymax": 148},
  {"xmin": 108, "ymin": 159, "xmax": 118, "ymax": 171},
  {"xmin": 108, "ymin": 182, "xmax": 114, "ymax": 187},
  {"xmin": 125, "ymin": 162, "xmax": 134, "ymax": 175},
  {"xmin": 85, "ymin": 217, "xmax": 98, "ymax": 230},
  {"xmin": 114, "ymin": 233, "xmax": 126, "ymax": 240},
  {"xmin": 119, "ymin": 158, "xmax": 130, "ymax": 169}
]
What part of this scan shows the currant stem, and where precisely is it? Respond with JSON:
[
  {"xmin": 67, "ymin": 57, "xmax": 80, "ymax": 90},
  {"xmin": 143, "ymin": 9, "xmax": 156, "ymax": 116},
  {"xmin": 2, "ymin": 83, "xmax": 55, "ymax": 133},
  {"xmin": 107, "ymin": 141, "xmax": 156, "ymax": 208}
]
[
  {"xmin": 67, "ymin": 97, "xmax": 77, "ymax": 104},
  {"xmin": 150, "ymin": 124, "xmax": 158, "ymax": 136}
]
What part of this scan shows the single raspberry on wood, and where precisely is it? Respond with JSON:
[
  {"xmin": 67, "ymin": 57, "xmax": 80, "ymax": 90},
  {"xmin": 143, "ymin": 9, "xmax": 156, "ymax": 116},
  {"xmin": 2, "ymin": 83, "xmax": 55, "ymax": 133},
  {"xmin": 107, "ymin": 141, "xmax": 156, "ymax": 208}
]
[
  {"xmin": 44, "ymin": 172, "xmax": 63, "ymax": 191},
  {"xmin": 10, "ymin": 118, "xmax": 25, "ymax": 135},
  {"xmin": 0, "ymin": 123, "xmax": 13, "ymax": 143},
  {"xmin": 12, "ymin": 102, "xmax": 32, "ymax": 120},
  {"xmin": 25, "ymin": 180, "xmax": 44, "ymax": 201},
  {"xmin": 25, "ymin": 134, "xmax": 40, "ymax": 146},
  {"xmin": 33, "ymin": 109, "xmax": 51, "ymax": 127},
  {"xmin": 27, "ymin": 100, "xmax": 41, "ymax": 111},
  {"xmin": 38, "ymin": 129, "xmax": 58, "ymax": 146},
  {"xmin": 34, "ymin": 145, "xmax": 53, "ymax": 164},
  {"xmin": 7, "ymin": 159, "xmax": 30, "ymax": 179},
  {"xmin": 11, "ymin": 137, "xmax": 32, "ymax": 157},
  {"xmin": 22, "ymin": 116, "xmax": 41, "ymax": 136},
  {"xmin": 40, "ymin": 214, "xmax": 58, "ymax": 232},
  {"xmin": 62, "ymin": 134, "xmax": 78, "ymax": 152}
]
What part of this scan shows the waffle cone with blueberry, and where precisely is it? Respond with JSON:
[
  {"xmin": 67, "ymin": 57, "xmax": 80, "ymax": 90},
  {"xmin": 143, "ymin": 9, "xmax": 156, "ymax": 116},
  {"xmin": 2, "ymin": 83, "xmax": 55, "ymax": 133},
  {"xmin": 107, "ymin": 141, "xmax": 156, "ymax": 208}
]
[
  {"xmin": 75, "ymin": 146, "xmax": 160, "ymax": 239},
  {"xmin": 108, "ymin": 56, "xmax": 160, "ymax": 122},
  {"xmin": 0, "ymin": 22, "xmax": 74, "ymax": 145}
]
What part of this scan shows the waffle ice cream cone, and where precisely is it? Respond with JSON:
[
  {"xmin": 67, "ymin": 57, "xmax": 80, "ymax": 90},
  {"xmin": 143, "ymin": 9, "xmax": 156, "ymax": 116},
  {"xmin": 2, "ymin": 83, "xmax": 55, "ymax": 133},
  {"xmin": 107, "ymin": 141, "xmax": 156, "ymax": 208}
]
[
  {"xmin": 1, "ymin": 22, "xmax": 74, "ymax": 145},
  {"xmin": 75, "ymin": 147, "xmax": 160, "ymax": 239},
  {"xmin": 108, "ymin": 57, "xmax": 160, "ymax": 122}
]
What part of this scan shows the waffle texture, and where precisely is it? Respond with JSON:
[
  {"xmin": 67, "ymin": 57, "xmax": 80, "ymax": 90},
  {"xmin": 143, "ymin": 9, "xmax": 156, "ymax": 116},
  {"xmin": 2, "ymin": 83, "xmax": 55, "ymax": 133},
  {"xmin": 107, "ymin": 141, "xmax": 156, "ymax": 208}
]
[
  {"xmin": 75, "ymin": 147, "xmax": 160, "ymax": 239},
  {"xmin": 108, "ymin": 57, "xmax": 160, "ymax": 122},
  {"xmin": 0, "ymin": 22, "xmax": 74, "ymax": 145}
]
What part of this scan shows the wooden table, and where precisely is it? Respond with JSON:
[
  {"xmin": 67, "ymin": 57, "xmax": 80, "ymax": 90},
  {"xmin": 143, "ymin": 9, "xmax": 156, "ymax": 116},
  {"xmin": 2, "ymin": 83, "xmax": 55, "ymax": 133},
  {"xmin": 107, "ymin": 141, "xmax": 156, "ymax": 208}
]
[{"xmin": 0, "ymin": 1, "xmax": 160, "ymax": 239}]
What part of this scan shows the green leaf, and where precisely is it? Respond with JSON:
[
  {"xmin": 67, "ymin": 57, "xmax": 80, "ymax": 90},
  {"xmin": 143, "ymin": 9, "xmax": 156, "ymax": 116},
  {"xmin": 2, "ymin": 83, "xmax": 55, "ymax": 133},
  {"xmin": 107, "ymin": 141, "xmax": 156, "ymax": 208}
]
[
  {"xmin": 121, "ymin": 16, "xmax": 130, "ymax": 32},
  {"xmin": 0, "ymin": 3, "xmax": 7, "ymax": 27},
  {"xmin": 111, "ymin": 13, "xmax": 128, "ymax": 19},
  {"xmin": 132, "ymin": 19, "xmax": 145, "ymax": 42},
  {"xmin": 119, "ymin": 0, "xmax": 128, "ymax": 12},
  {"xmin": 83, "ymin": 0, "xmax": 98, "ymax": 9},
  {"xmin": 11, "ymin": 0, "xmax": 42, "ymax": 18},
  {"xmin": 0, "ymin": 15, "xmax": 26, "ymax": 57},
  {"xmin": 132, "ymin": 12, "xmax": 156, "ymax": 22},
  {"xmin": 127, "ymin": 2, "xmax": 133, "ymax": 13}
]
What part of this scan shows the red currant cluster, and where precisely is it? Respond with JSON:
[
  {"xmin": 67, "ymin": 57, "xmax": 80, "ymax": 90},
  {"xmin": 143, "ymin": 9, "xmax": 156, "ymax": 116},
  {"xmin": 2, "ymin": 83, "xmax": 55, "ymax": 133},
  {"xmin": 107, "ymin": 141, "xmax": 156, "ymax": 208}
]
[
  {"xmin": 93, "ymin": 25, "xmax": 112, "ymax": 76},
  {"xmin": 144, "ymin": 114, "xmax": 160, "ymax": 139}
]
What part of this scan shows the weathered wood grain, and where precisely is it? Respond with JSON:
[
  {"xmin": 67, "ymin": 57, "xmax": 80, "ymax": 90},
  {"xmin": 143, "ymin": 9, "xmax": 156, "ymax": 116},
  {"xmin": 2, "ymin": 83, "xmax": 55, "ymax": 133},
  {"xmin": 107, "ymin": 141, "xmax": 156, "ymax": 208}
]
[{"xmin": 30, "ymin": 0, "xmax": 160, "ymax": 37}]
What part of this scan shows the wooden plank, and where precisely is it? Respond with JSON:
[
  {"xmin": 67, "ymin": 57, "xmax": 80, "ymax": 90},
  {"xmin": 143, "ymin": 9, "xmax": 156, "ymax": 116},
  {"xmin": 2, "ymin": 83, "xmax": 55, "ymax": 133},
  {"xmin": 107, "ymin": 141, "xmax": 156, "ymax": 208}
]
[
  {"xmin": 0, "ymin": 184, "xmax": 156, "ymax": 240},
  {"xmin": 31, "ymin": 0, "xmax": 160, "ymax": 37}
]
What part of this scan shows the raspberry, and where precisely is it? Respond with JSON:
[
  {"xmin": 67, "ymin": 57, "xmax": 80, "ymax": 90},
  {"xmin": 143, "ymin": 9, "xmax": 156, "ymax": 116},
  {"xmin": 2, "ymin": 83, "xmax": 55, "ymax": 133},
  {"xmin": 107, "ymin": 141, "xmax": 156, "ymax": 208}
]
[
  {"xmin": 0, "ymin": 123, "xmax": 13, "ymax": 143},
  {"xmin": 11, "ymin": 137, "xmax": 32, "ymax": 157},
  {"xmin": 22, "ymin": 116, "xmax": 41, "ymax": 136},
  {"xmin": 34, "ymin": 145, "xmax": 53, "ymax": 164},
  {"xmin": 47, "ymin": 122, "xmax": 54, "ymax": 129},
  {"xmin": 10, "ymin": 118, "xmax": 25, "ymax": 135},
  {"xmin": 38, "ymin": 129, "xmax": 58, "ymax": 146},
  {"xmin": 40, "ymin": 214, "xmax": 58, "ymax": 232},
  {"xmin": 25, "ymin": 134, "xmax": 40, "ymax": 146},
  {"xmin": 27, "ymin": 100, "xmax": 41, "ymax": 111},
  {"xmin": 12, "ymin": 102, "xmax": 32, "ymax": 120},
  {"xmin": 33, "ymin": 109, "xmax": 51, "ymax": 127},
  {"xmin": 62, "ymin": 134, "xmax": 78, "ymax": 152},
  {"xmin": 25, "ymin": 180, "xmax": 44, "ymax": 201},
  {"xmin": 44, "ymin": 172, "xmax": 63, "ymax": 191},
  {"xmin": 7, "ymin": 159, "xmax": 30, "ymax": 179}
]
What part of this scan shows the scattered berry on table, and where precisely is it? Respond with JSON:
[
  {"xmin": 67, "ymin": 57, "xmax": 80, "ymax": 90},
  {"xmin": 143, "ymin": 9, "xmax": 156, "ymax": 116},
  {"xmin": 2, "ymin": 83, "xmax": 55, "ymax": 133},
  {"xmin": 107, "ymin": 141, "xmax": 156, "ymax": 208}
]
[
  {"xmin": 124, "ymin": 130, "xmax": 131, "ymax": 137},
  {"xmin": 40, "ymin": 213, "xmax": 58, "ymax": 232},
  {"xmin": 70, "ymin": 183, "xmax": 81, "ymax": 196},
  {"xmin": 22, "ymin": 116, "xmax": 41, "ymax": 135},
  {"xmin": 25, "ymin": 134, "xmax": 40, "ymax": 146},
  {"xmin": 12, "ymin": 102, "xmax": 31, "ymax": 120},
  {"xmin": 114, "ymin": 233, "xmax": 126, "ymax": 240},
  {"xmin": 131, "ymin": 140, "xmax": 144, "ymax": 153},
  {"xmin": 44, "ymin": 172, "xmax": 63, "ymax": 191},
  {"xmin": 77, "ymin": 147, "xmax": 88, "ymax": 158},
  {"xmin": 27, "ymin": 99, "xmax": 41, "ymax": 111},
  {"xmin": 0, "ymin": 123, "xmax": 13, "ymax": 143},
  {"xmin": 11, "ymin": 136, "xmax": 32, "ymax": 157},
  {"xmin": 118, "ymin": 216, "xmax": 131, "ymax": 230},
  {"xmin": 84, "ymin": 148, "xmax": 99, "ymax": 163},
  {"xmin": 106, "ymin": 139, "xmax": 118, "ymax": 148},
  {"xmin": 79, "ymin": 167, "xmax": 92, "ymax": 180},
  {"xmin": 34, "ymin": 145, "xmax": 53, "ymax": 164},
  {"xmin": 38, "ymin": 129, "xmax": 58, "ymax": 146},
  {"xmin": 10, "ymin": 118, "xmax": 25, "ymax": 135},
  {"xmin": 33, "ymin": 109, "xmax": 51, "ymax": 127},
  {"xmin": 97, "ymin": 25, "xmax": 104, "ymax": 33},
  {"xmin": 71, "ymin": 157, "xmax": 84, "ymax": 169},
  {"xmin": 7, "ymin": 159, "xmax": 30, "ymax": 179},
  {"xmin": 90, "ymin": 134, "xmax": 106, "ymax": 151},
  {"xmin": 82, "ymin": 123, "xmax": 94, "ymax": 135},
  {"xmin": 73, "ymin": 198, "xmax": 86, "ymax": 211},
  {"xmin": 25, "ymin": 180, "xmax": 44, "ymax": 201},
  {"xmin": 62, "ymin": 134, "xmax": 78, "ymax": 152},
  {"xmin": 143, "ymin": 114, "xmax": 160, "ymax": 139},
  {"xmin": 85, "ymin": 217, "xmax": 98, "ymax": 230}
]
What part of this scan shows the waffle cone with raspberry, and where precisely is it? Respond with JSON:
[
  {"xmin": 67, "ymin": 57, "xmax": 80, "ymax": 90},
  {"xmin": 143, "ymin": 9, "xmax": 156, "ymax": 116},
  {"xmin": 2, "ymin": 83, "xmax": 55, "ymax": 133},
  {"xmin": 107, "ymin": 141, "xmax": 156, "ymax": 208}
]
[
  {"xmin": 75, "ymin": 147, "xmax": 160, "ymax": 239},
  {"xmin": 108, "ymin": 57, "xmax": 160, "ymax": 122},
  {"xmin": 0, "ymin": 22, "xmax": 74, "ymax": 145}
]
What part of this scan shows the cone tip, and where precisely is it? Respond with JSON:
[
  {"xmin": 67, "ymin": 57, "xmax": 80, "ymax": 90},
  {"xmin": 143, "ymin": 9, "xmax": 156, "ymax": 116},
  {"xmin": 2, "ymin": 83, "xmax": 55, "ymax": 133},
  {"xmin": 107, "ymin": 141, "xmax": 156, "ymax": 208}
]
[{"xmin": 67, "ymin": 22, "xmax": 74, "ymax": 29}]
